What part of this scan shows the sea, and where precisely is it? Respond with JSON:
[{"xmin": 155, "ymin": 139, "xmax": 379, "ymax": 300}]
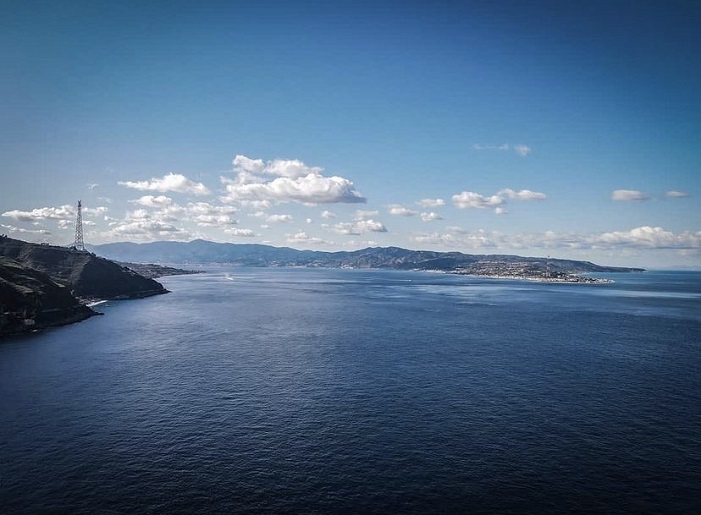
[{"xmin": 1, "ymin": 268, "xmax": 700, "ymax": 514}]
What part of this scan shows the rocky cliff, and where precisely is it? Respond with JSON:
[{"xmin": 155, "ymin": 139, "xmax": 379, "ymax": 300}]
[
  {"xmin": 0, "ymin": 256, "xmax": 97, "ymax": 337},
  {"xmin": 0, "ymin": 237, "xmax": 168, "ymax": 300}
]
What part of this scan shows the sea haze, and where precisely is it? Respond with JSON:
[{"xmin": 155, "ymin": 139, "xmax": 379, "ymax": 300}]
[{"xmin": 1, "ymin": 269, "xmax": 700, "ymax": 514}]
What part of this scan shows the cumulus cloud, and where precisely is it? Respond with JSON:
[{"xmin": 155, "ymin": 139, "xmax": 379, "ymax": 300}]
[
  {"xmin": 131, "ymin": 195, "xmax": 174, "ymax": 208},
  {"xmin": 2, "ymin": 205, "xmax": 74, "ymax": 222},
  {"xmin": 0, "ymin": 223, "xmax": 51, "ymax": 235},
  {"xmin": 286, "ymin": 231, "xmax": 330, "ymax": 245},
  {"xmin": 119, "ymin": 173, "xmax": 211, "ymax": 196},
  {"xmin": 233, "ymin": 154, "xmax": 324, "ymax": 179},
  {"xmin": 413, "ymin": 229, "xmax": 496, "ymax": 249},
  {"xmin": 411, "ymin": 226, "xmax": 701, "ymax": 252},
  {"xmin": 416, "ymin": 198, "xmax": 445, "ymax": 208},
  {"xmin": 223, "ymin": 154, "xmax": 366, "ymax": 204},
  {"xmin": 321, "ymin": 210, "xmax": 336, "ymax": 219},
  {"xmin": 612, "ymin": 189, "xmax": 650, "ymax": 202},
  {"xmin": 82, "ymin": 206, "xmax": 109, "ymax": 217},
  {"xmin": 665, "ymin": 190, "xmax": 690, "ymax": 198},
  {"xmin": 498, "ymin": 188, "xmax": 547, "ymax": 201},
  {"xmin": 192, "ymin": 214, "xmax": 237, "ymax": 227},
  {"xmin": 185, "ymin": 202, "xmax": 237, "ymax": 216},
  {"xmin": 108, "ymin": 220, "xmax": 190, "ymax": 240},
  {"xmin": 266, "ymin": 214, "xmax": 293, "ymax": 223},
  {"xmin": 225, "ymin": 228, "xmax": 256, "ymax": 237},
  {"xmin": 332, "ymin": 219, "xmax": 387, "ymax": 235},
  {"xmin": 452, "ymin": 191, "xmax": 504, "ymax": 209},
  {"xmin": 223, "ymin": 173, "xmax": 366, "ymax": 205},
  {"xmin": 595, "ymin": 226, "xmax": 701, "ymax": 249},
  {"xmin": 452, "ymin": 188, "xmax": 546, "ymax": 213},
  {"xmin": 420, "ymin": 212, "xmax": 443, "ymax": 222},
  {"xmin": 388, "ymin": 204, "xmax": 417, "ymax": 216},
  {"xmin": 355, "ymin": 209, "xmax": 379, "ymax": 220}
]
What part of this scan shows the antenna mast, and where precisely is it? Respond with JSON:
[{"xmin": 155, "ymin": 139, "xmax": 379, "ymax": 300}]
[{"xmin": 73, "ymin": 200, "xmax": 85, "ymax": 251}]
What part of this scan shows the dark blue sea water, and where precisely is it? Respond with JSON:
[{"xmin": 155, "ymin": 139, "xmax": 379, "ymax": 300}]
[{"xmin": 1, "ymin": 269, "xmax": 700, "ymax": 514}]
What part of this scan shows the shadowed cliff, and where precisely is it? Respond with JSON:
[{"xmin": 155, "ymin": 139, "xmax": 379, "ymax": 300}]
[
  {"xmin": 0, "ymin": 237, "xmax": 168, "ymax": 300},
  {"xmin": 0, "ymin": 256, "xmax": 97, "ymax": 336}
]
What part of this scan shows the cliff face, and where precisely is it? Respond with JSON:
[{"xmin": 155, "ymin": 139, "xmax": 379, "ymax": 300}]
[
  {"xmin": 0, "ymin": 237, "xmax": 167, "ymax": 300},
  {"xmin": 0, "ymin": 257, "xmax": 97, "ymax": 337}
]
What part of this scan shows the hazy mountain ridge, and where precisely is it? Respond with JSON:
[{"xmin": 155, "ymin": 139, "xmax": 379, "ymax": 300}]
[{"xmin": 92, "ymin": 239, "xmax": 644, "ymax": 275}]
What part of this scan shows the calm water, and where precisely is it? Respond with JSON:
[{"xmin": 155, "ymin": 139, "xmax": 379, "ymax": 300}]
[{"xmin": 1, "ymin": 269, "xmax": 700, "ymax": 514}]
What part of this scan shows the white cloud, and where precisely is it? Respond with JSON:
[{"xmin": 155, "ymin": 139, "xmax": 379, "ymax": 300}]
[
  {"xmin": 232, "ymin": 155, "xmax": 265, "ymax": 174},
  {"xmin": 82, "ymin": 206, "xmax": 109, "ymax": 216},
  {"xmin": 452, "ymin": 191, "xmax": 504, "ymax": 209},
  {"xmin": 2, "ymin": 205, "xmax": 74, "ymax": 222},
  {"xmin": 119, "ymin": 173, "xmax": 211, "ymax": 196},
  {"xmin": 185, "ymin": 202, "xmax": 237, "ymax": 216},
  {"xmin": 0, "ymin": 223, "xmax": 51, "ymax": 235},
  {"xmin": 108, "ymin": 220, "xmax": 190, "ymax": 240},
  {"xmin": 420, "ymin": 212, "xmax": 443, "ymax": 222},
  {"xmin": 595, "ymin": 226, "xmax": 701, "ymax": 249},
  {"xmin": 233, "ymin": 154, "xmax": 324, "ymax": 179},
  {"xmin": 451, "ymin": 188, "xmax": 546, "ymax": 213},
  {"xmin": 87, "ymin": 183, "xmax": 99, "ymax": 191},
  {"xmin": 225, "ymin": 228, "xmax": 256, "ymax": 237},
  {"xmin": 612, "ymin": 189, "xmax": 650, "ymax": 202},
  {"xmin": 223, "ymin": 154, "xmax": 366, "ymax": 205},
  {"xmin": 131, "ymin": 195, "xmax": 174, "ymax": 208},
  {"xmin": 238, "ymin": 200, "xmax": 272, "ymax": 210},
  {"xmin": 413, "ymin": 230, "xmax": 496, "ymax": 249},
  {"xmin": 665, "ymin": 190, "xmax": 690, "ymax": 198},
  {"xmin": 416, "ymin": 198, "xmax": 445, "ymax": 208},
  {"xmin": 411, "ymin": 226, "xmax": 701, "ymax": 252},
  {"xmin": 286, "ymin": 231, "xmax": 330, "ymax": 245},
  {"xmin": 354, "ymin": 209, "xmax": 379, "ymax": 219},
  {"xmin": 321, "ymin": 210, "xmax": 336, "ymax": 219},
  {"xmin": 266, "ymin": 214, "xmax": 293, "ymax": 223},
  {"xmin": 306, "ymin": 218, "xmax": 313, "ymax": 224},
  {"xmin": 193, "ymin": 214, "xmax": 237, "ymax": 227},
  {"xmin": 498, "ymin": 188, "xmax": 547, "ymax": 201},
  {"xmin": 127, "ymin": 209, "xmax": 151, "ymax": 220},
  {"xmin": 223, "ymin": 173, "xmax": 366, "ymax": 205},
  {"xmin": 388, "ymin": 204, "xmax": 417, "ymax": 216},
  {"xmin": 332, "ymin": 219, "xmax": 387, "ymax": 235}
]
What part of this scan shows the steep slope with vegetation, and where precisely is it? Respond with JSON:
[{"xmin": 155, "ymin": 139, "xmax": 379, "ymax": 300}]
[
  {"xmin": 0, "ymin": 257, "xmax": 97, "ymax": 337},
  {"xmin": 0, "ymin": 237, "xmax": 167, "ymax": 300}
]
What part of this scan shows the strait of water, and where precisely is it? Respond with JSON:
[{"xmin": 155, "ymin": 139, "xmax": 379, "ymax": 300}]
[{"xmin": 1, "ymin": 269, "xmax": 700, "ymax": 514}]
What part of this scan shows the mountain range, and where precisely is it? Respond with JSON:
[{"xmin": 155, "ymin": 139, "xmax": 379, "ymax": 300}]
[{"xmin": 91, "ymin": 239, "xmax": 644, "ymax": 275}]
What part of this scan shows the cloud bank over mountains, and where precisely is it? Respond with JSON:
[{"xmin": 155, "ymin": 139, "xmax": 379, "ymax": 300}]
[{"xmin": 1, "ymin": 153, "xmax": 696, "ymax": 266}]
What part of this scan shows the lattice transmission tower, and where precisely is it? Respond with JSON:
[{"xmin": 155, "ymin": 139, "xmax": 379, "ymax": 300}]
[{"xmin": 73, "ymin": 200, "xmax": 85, "ymax": 251}]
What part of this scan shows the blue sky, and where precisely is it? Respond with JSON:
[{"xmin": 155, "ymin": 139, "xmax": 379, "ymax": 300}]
[{"xmin": 1, "ymin": 0, "xmax": 699, "ymax": 268}]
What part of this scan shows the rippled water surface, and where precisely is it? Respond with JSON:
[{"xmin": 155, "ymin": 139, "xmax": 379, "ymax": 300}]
[{"xmin": 2, "ymin": 269, "xmax": 700, "ymax": 513}]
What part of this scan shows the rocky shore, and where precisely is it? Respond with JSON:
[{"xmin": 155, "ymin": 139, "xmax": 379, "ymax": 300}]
[{"xmin": 0, "ymin": 237, "xmax": 169, "ymax": 338}]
